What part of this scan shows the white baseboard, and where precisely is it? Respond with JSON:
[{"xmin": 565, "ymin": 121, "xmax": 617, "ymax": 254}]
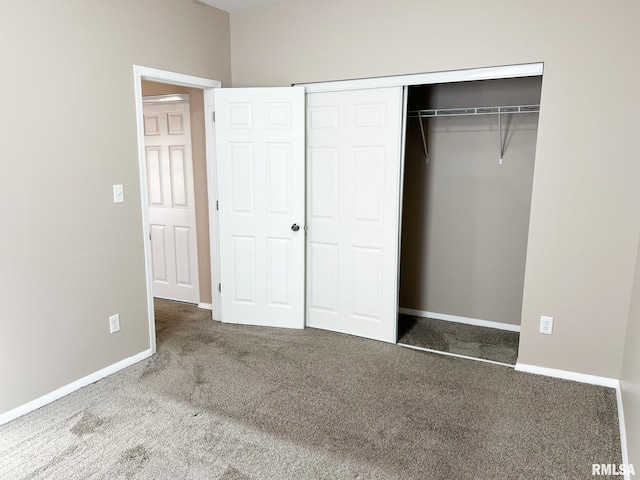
[
  {"xmin": 399, "ymin": 307, "xmax": 521, "ymax": 332},
  {"xmin": 0, "ymin": 349, "xmax": 153, "ymax": 426},
  {"xmin": 514, "ymin": 363, "xmax": 619, "ymax": 388},
  {"xmin": 616, "ymin": 383, "xmax": 631, "ymax": 479},
  {"xmin": 198, "ymin": 303, "xmax": 213, "ymax": 311},
  {"xmin": 516, "ymin": 363, "xmax": 629, "ymax": 478}
]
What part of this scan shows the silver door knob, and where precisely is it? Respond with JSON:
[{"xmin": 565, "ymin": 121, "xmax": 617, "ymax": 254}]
[{"xmin": 291, "ymin": 223, "xmax": 300, "ymax": 232}]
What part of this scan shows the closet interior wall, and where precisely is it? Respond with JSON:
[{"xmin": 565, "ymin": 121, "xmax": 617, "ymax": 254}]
[{"xmin": 400, "ymin": 77, "xmax": 543, "ymax": 328}]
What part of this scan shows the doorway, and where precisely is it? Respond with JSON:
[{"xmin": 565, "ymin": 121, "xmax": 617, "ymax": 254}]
[
  {"xmin": 133, "ymin": 66, "xmax": 221, "ymax": 354},
  {"xmin": 298, "ymin": 62, "xmax": 544, "ymax": 351},
  {"xmin": 397, "ymin": 77, "xmax": 542, "ymax": 365},
  {"xmin": 142, "ymin": 90, "xmax": 200, "ymax": 304}
]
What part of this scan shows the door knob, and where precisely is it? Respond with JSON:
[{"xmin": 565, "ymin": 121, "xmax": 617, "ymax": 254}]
[{"xmin": 291, "ymin": 223, "xmax": 300, "ymax": 232}]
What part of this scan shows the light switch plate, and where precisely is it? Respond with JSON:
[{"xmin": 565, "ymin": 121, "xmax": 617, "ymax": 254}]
[{"xmin": 113, "ymin": 184, "xmax": 124, "ymax": 204}]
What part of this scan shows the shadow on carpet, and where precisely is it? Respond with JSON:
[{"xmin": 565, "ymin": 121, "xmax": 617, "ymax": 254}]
[{"xmin": 398, "ymin": 314, "xmax": 520, "ymax": 365}]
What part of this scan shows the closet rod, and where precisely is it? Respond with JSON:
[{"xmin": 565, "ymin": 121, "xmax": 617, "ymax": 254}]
[{"xmin": 408, "ymin": 104, "xmax": 540, "ymax": 164}]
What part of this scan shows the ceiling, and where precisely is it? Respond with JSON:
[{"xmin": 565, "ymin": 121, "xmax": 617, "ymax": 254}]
[{"xmin": 197, "ymin": 0, "xmax": 297, "ymax": 13}]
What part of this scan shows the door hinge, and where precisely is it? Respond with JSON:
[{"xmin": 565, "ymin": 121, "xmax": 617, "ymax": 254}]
[
  {"xmin": 213, "ymin": 111, "xmax": 216, "ymax": 123},
  {"xmin": 218, "ymin": 283, "xmax": 221, "ymax": 293},
  {"xmin": 149, "ymin": 231, "xmax": 151, "ymax": 240},
  {"xmin": 216, "ymin": 200, "xmax": 219, "ymax": 211}
]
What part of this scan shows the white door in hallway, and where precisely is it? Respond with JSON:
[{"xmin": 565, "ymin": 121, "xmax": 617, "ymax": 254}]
[
  {"xmin": 306, "ymin": 87, "xmax": 404, "ymax": 343},
  {"xmin": 144, "ymin": 96, "xmax": 200, "ymax": 304},
  {"xmin": 214, "ymin": 87, "xmax": 305, "ymax": 328}
]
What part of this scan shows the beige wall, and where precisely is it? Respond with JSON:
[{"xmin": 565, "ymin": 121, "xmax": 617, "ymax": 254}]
[
  {"xmin": 621, "ymin": 234, "xmax": 640, "ymax": 467},
  {"xmin": 140, "ymin": 81, "xmax": 213, "ymax": 305},
  {"xmin": 0, "ymin": 0, "xmax": 230, "ymax": 415},
  {"xmin": 2, "ymin": 0, "xmax": 638, "ymax": 426},
  {"xmin": 231, "ymin": 0, "xmax": 640, "ymax": 378},
  {"xmin": 400, "ymin": 77, "xmax": 541, "ymax": 326}
]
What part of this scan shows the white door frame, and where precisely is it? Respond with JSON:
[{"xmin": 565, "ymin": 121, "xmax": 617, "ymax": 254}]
[
  {"xmin": 297, "ymin": 62, "xmax": 544, "ymax": 93},
  {"xmin": 133, "ymin": 65, "xmax": 221, "ymax": 354}
]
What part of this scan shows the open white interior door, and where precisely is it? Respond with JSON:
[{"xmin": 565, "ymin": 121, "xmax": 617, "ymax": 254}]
[
  {"xmin": 214, "ymin": 87, "xmax": 305, "ymax": 328},
  {"xmin": 144, "ymin": 97, "xmax": 200, "ymax": 304},
  {"xmin": 306, "ymin": 87, "xmax": 404, "ymax": 343}
]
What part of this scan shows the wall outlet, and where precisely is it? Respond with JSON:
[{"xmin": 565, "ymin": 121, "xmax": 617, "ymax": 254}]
[
  {"xmin": 539, "ymin": 315, "xmax": 553, "ymax": 335},
  {"xmin": 109, "ymin": 314, "xmax": 120, "ymax": 334}
]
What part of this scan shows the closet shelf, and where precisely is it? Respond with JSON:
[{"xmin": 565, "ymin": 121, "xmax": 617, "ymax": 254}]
[
  {"xmin": 408, "ymin": 104, "xmax": 540, "ymax": 165},
  {"xmin": 407, "ymin": 104, "xmax": 540, "ymax": 118}
]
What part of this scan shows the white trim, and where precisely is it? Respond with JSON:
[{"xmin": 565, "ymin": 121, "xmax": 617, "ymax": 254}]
[
  {"xmin": 616, "ymin": 383, "xmax": 631, "ymax": 479},
  {"xmin": 0, "ymin": 349, "xmax": 152, "ymax": 426},
  {"xmin": 204, "ymin": 88, "xmax": 222, "ymax": 321},
  {"xmin": 298, "ymin": 63, "xmax": 544, "ymax": 93},
  {"xmin": 133, "ymin": 69, "xmax": 156, "ymax": 353},
  {"xmin": 134, "ymin": 66, "xmax": 221, "ymax": 90},
  {"xmin": 514, "ymin": 363, "xmax": 619, "ymax": 388},
  {"xmin": 392, "ymin": 87, "xmax": 409, "ymax": 344},
  {"xmin": 398, "ymin": 343, "xmax": 515, "ymax": 368},
  {"xmin": 198, "ymin": 303, "xmax": 213, "ymax": 311},
  {"xmin": 133, "ymin": 65, "xmax": 222, "ymax": 343},
  {"xmin": 516, "ymin": 363, "xmax": 628, "ymax": 476},
  {"xmin": 399, "ymin": 307, "xmax": 521, "ymax": 332}
]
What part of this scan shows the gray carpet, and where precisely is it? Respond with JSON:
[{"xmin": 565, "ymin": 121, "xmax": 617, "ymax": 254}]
[
  {"xmin": 398, "ymin": 314, "xmax": 520, "ymax": 365},
  {"xmin": 0, "ymin": 299, "xmax": 622, "ymax": 479}
]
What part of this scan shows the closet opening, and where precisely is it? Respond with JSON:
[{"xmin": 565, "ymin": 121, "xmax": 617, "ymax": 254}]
[{"xmin": 397, "ymin": 76, "xmax": 543, "ymax": 366}]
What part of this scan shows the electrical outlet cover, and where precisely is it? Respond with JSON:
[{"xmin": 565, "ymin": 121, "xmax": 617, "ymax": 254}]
[
  {"xmin": 539, "ymin": 315, "xmax": 553, "ymax": 335},
  {"xmin": 109, "ymin": 314, "xmax": 120, "ymax": 334}
]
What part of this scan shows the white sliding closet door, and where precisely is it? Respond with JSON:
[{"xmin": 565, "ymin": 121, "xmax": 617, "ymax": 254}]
[
  {"xmin": 214, "ymin": 87, "xmax": 305, "ymax": 328},
  {"xmin": 306, "ymin": 87, "xmax": 404, "ymax": 343}
]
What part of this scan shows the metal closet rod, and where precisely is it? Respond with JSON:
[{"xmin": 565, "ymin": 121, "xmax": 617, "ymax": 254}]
[{"xmin": 408, "ymin": 104, "xmax": 540, "ymax": 165}]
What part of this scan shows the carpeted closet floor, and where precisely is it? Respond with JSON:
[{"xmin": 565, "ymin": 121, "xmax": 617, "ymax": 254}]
[
  {"xmin": 397, "ymin": 314, "xmax": 520, "ymax": 365},
  {"xmin": 0, "ymin": 299, "xmax": 622, "ymax": 479}
]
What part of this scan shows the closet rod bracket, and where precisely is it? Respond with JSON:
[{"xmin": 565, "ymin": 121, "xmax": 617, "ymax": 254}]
[
  {"xmin": 499, "ymin": 112, "xmax": 504, "ymax": 165},
  {"xmin": 417, "ymin": 112, "xmax": 429, "ymax": 164}
]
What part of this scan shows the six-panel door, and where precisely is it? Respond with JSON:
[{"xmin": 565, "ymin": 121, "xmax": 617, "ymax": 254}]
[
  {"xmin": 305, "ymin": 87, "xmax": 404, "ymax": 343},
  {"xmin": 214, "ymin": 87, "xmax": 305, "ymax": 328},
  {"xmin": 144, "ymin": 99, "xmax": 200, "ymax": 304}
]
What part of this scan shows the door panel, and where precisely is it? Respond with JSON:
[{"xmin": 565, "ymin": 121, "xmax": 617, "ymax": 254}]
[
  {"xmin": 146, "ymin": 147, "xmax": 164, "ymax": 206},
  {"xmin": 150, "ymin": 225, "xmax": 168, "ymax": 283},
  {"xmin": 174, "ymin": 226, "xmax": 194, "ymax": 286},
  {"xmin": 169, "ymin": 146, "xmax": 188, "ymax": 207},
  {"xmin": 232, "ymin": 235, "xmax": 256, "ymax": 303},
  {"xmin": 306, "ymin": 87, "xmax": 403, "ymax": 343},
  {"xmin": 309, "ymin": 149, "xmax": 339, "ymax": 219},
  {"xmin": 144, "ymin": 99, "xmax": 200, "ymax": 304},
  {"xmin": 309, "ymin": 242, "xmax": 339, "ymax": 312},
  {"xmin": 215, "ymin": 87, "xmax": 305, "ymax": 329}
]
